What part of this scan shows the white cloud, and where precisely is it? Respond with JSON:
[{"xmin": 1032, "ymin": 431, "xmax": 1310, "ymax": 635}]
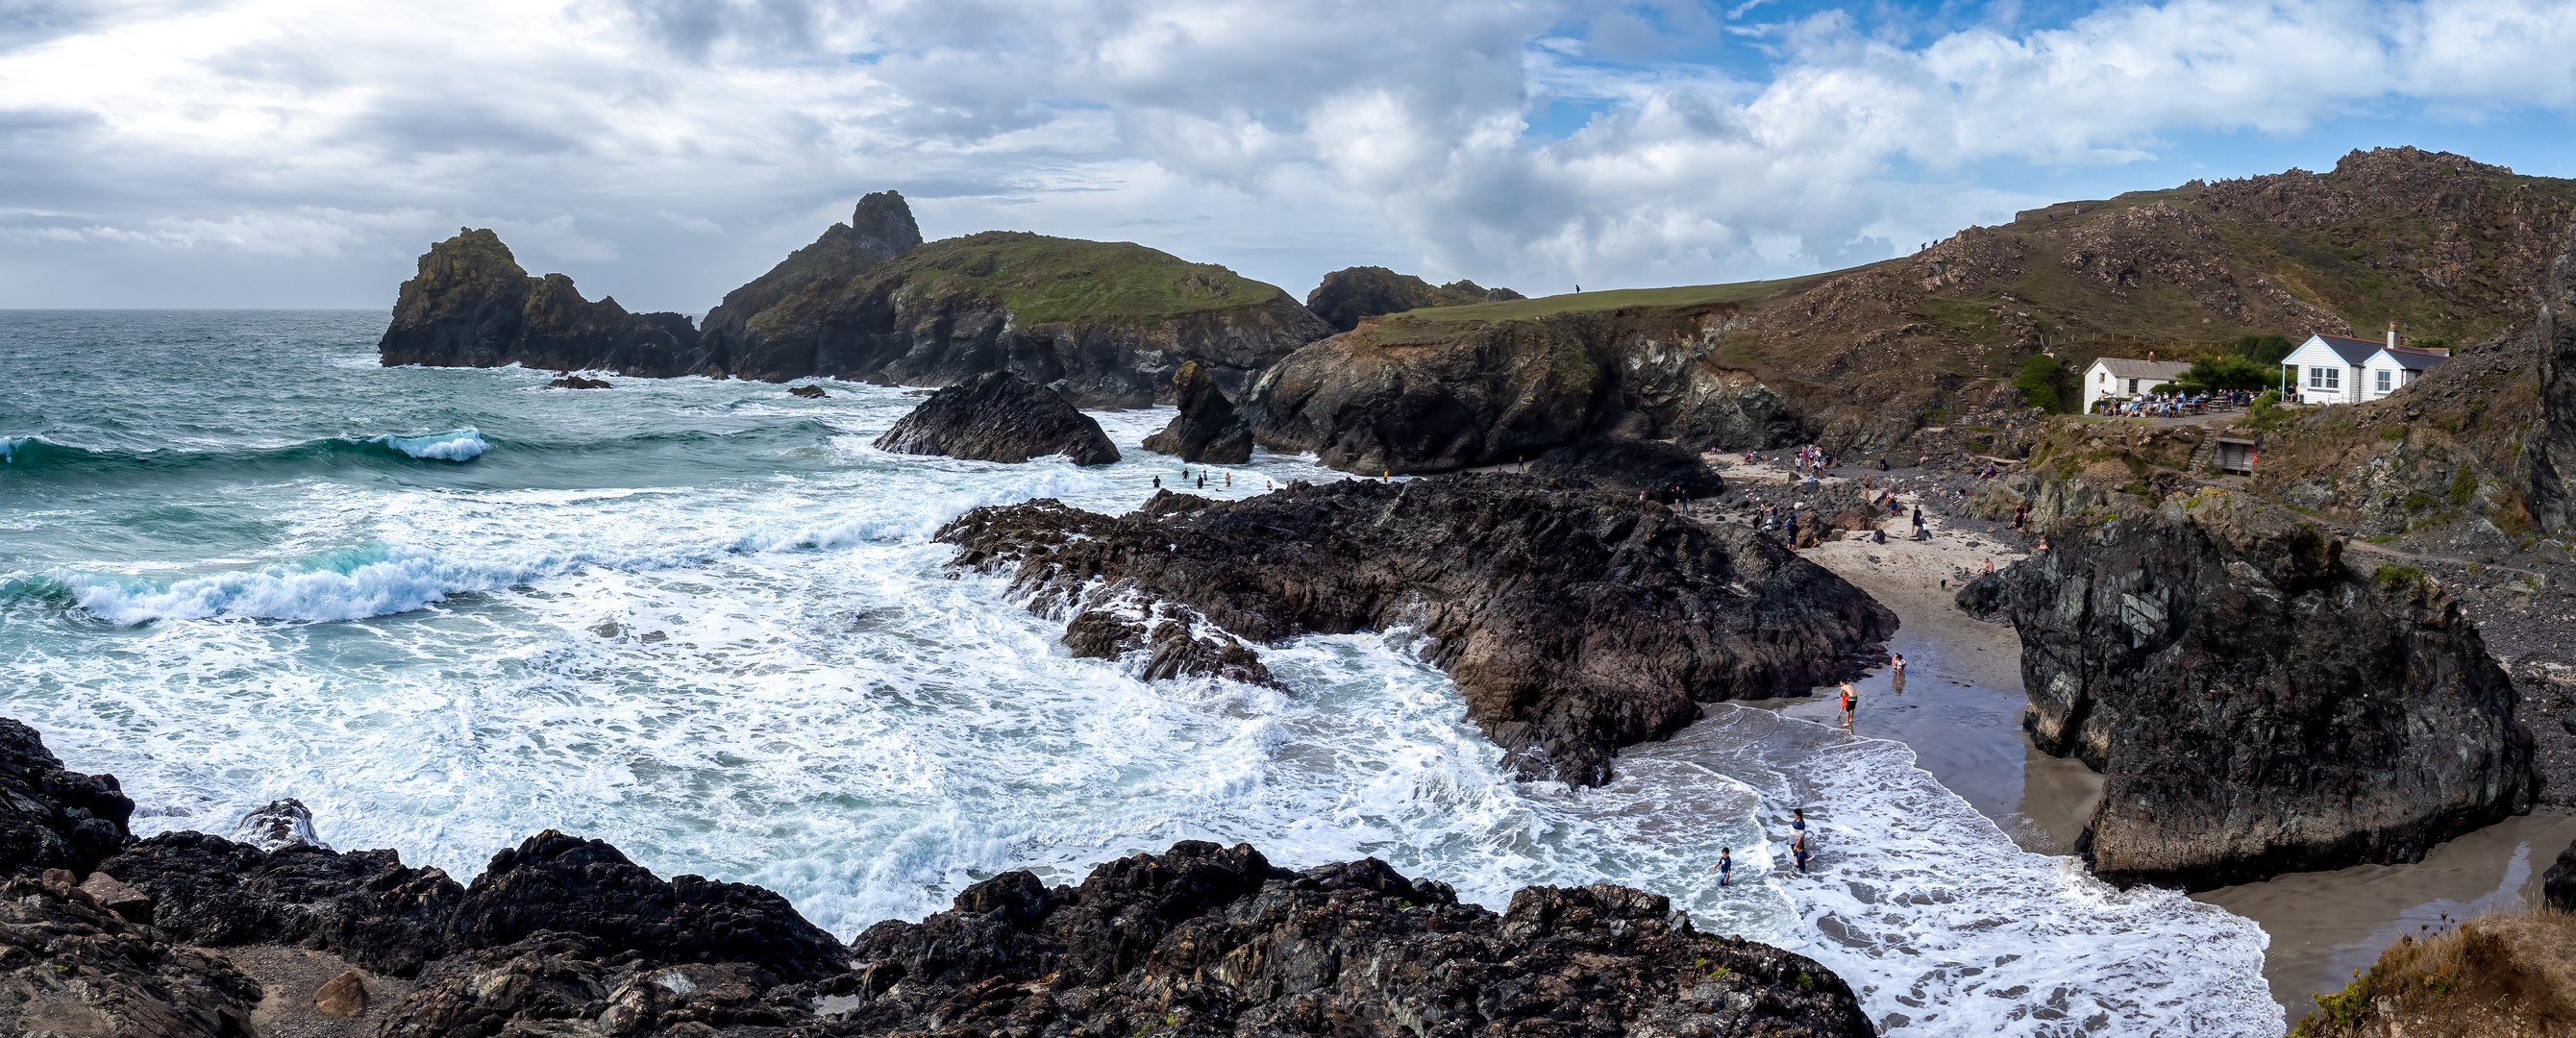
[{"xmin": 0, "ymin": 0, "xmax": 2570, "ymax": 308}]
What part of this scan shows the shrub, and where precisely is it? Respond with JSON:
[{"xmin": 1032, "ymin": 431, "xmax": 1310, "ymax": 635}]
[
  {"xmin": 2238, "ymin": 334, "xmax": 2296, "ymax": 364},
  {"xmin": 2448, "ymin": 466, "xmax": 2476, "ymax": 507},
  {"xmin": 2178, "ymin": 355, "xmax": 2274, "ymax": 392},
  {"xmin": 2378, "ymin": 424, "xmax": 2408, "ymax": 440},
  {"xmin": 2013, "ymin": 354, "xmax": 2064, "ymax": 411}
]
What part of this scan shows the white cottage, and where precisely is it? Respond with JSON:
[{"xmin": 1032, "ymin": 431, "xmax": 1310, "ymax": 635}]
[
  {"xmin": 2279, "ymin": 332, "xmax": 2390, "ymax": 404},
  {"xmin": 2361, "ymin": 343, "xmax": 2449, "ymax": 400},
  {"xmin": 2080, "ymin": 358, "xmax": 2193, "ymax": 411}
]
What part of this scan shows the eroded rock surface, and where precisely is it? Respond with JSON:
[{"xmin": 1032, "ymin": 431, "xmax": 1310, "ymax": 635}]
[
  {"xmin": 0, "ymin": 870, "xmax": 263, "ymax": 1038},
  {"xmin": 1959, "ymin": 489, "xmax": 2534, "ymax": 889},
  {"xmin": 830, "ymin": 840, "xmax": 1873, "ymax": 1038},
  {"xmin": 1526, "ymin": 439, "xmax": 1726, "ymax": 500},
  {"xmin": 1140, "ymin": 359, "xmax": 1252, "ymax": 463},
  {"xmin": 875, "ymin": 371, "xmax": 1120, "ymax": 466},
  {"xmin": 378, "ymin": 229, "xmax": 712, "ymax": 376},
  {"xmin": 939, "ymin": 477, "xmax": 1893, "ymax": 784},
  {"xmin": 0, "ymin": 717, "xmax": 134, "ymax": 878}
]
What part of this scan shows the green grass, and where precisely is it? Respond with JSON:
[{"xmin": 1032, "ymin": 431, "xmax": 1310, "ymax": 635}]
[
  {"xmin": 889, "ymin": 232, "xmax": 1289, "ymax": 326},
  {"xmin": 1375, "ymin": 273, "xmax": 1835, "ymax": 326}
]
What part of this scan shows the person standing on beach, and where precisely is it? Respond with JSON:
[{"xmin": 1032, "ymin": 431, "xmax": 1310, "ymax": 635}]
[
  {"xmin": 1837, "ymin": 680, "xmax": 1857, "ymax": 728},
  {"xmin": 1890, "ymin": 653, "xmax": 1907, "ymax": 694}
]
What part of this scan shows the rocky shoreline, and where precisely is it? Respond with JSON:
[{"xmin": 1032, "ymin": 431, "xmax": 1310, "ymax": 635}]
[
  {"xmin": 0, "ymin": 718, "xmax": 1873, "ymax": 1038},
  {"xmin": 936, "ymin": 475, "xmax": 1895, "ymax": 786}
]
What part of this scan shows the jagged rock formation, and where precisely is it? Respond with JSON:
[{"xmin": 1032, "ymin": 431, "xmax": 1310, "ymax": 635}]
[
  {"xmin": 1304, "ymin": 265, "xmax": 1523, "ymax": 333},
  {"xmin": 0, "ymin": 717, "xmax": 133, "ymax": 878},
  {"xmin": 873, "ymin": 371, "xmax": 1120, "ymax": 466},
  {"xmin": 2530, "ymin": 222, "xmax": 2576, "ymax": 534},
  {"xmin": 0, "ymin": 718, "xmax": 1870, "ymax": 1038},
  {"xmin": 378, "ymin": 229, "xmax": 711, "ymax": 376},
  {"xmin": 1957, "ymin": 489, "xmax": 2534, "ymax": 889},
  {"xmin": 2547, "ymin": 837, "xmax": 2576, "ymax": 911},
  {"xmin": 1139, "ymin": 359, "xmax": 1251, "ymax": 463},
  {"xmin": 838, "ymin": 840, "xmax": 1873, "ymax": 1038},
  {"xmin": 1526, "ymin": 439, "xmax": 1726, "ymax": 500},
  {"xmin": 938, "ymin": 478, "xmax": 1894, "ymax": 785},
  {"xmin": 696, "ymin": 191, "xmax": 926, "ymax": 367}
]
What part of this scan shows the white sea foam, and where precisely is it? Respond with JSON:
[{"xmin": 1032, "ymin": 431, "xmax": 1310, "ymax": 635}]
[
  {"xmin": 0, "ymin": 343, "xmax": 2279, "ymax": 1038},
  {"xmin": 378, "ymin": 428, "xmax": 488, "ymax": 461}
]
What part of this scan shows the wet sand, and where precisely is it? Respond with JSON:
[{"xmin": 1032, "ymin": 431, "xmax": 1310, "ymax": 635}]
[{"xmin": 1744, "ymin": 489, "xmax": 2576, "ymax": 1025}]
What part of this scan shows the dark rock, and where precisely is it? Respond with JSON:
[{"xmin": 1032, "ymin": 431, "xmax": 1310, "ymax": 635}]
[
  {"xmin": 1304, "ymin": 265, "xmax": 1523, "ymax": 332},
  {"xmin": 938, "ymin": 477, "xmax": 1893, "ymax": 784},
  {"xmin": 1240, "ymin": 310, "xmax": 1810, "ymax": 475},
  {"xmin": 548, "ymin": 374, "xmax": 613, "ymax": 389},
  {"xmin": 874, "ymin": 371, "xmax": 1120, "ymax": 466},
  {"xmin": 1527, "ymin": 439, "xmax": 1726, "ymax": 500},
  {"xmin": 0, "ymin": 872, "xmax": 263, "ymax": 1038},
  {"xmin": 831, "ymin": 840, "xmax": 1873, "ymax": 1038},
  {"xmin": 444, "ymin": 829, "xmax": 847, "ymax": 984},
  {"xmin": 378, "ymin": 228, "xmax": 711, "ymax": 376},
  {"xmin": 2529, "ymin": 221, "xmax": 2576, "ymax": 534},
  {"xmin": 1139, "ymin": 359, "xmax": 1251, "ymax": 463},
  {"xmin": 788, "ymin": 383, "xmax": 829, "ymax": 399},
  {"xmin": 696, "ymin": 191, "xmax": 925, "ymax": 371},
  {"xmin": 2545, "ymin": 838, "xmax": 2576, "ymax": 911},
  {"xmin": 102, "ymin": 829, "xmax": 463, "ymax": 977},
  {"xmin": 1964, "ymin": 488, "xmax": 2534, "ymax": 889},
  {"xmin": 0, "ymin": 716, "xmax": 134, "ymax": 878},
  {"xmin": 233, "ymin": 797, "xmax": 328, "ymax": 853}
]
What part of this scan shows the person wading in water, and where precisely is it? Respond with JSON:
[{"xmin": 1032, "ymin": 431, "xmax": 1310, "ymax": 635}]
[
  {"xmin": 1890, "ymin": 652, "xmax": 1907, "ymax": 694},
  {"xmin": 1708, "ymin": 847, "xmax": 1732, "ymax": 886},
  {"xmin": 1837, "ymin": 680, "xmax": 1858, "ymax": 729}
]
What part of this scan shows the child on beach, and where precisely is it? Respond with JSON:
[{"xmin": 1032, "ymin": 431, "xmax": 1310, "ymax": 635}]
[
  {"xmin": 1890, "ymin": 653, "xmax": 1906, "ymax": 694},
  {"xmin": 1837, "ymin": 681, "xmax": 1858, "ymax": 728}
]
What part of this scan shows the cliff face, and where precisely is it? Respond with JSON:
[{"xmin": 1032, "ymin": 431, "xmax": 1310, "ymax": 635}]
[
  {"xmin": 378, "ymin": 229, "xmax": 712, "ymax": 376},
  {"xmin": 1959, "ymin": 490, "xmax": 2533, "ymax": 890},
  {"xmin": 695, "ymin": 190, "xmax": 926, "ymax": 365},
  {"xmin": 1303, "ymin": 265, "xmax": 1523, "ymax": 333},
  {"xmin": 716, "ymin": 230, "xmax": 1331, "ymax": 406},
  {"xmin": 938, "ymin": 478, "xmax": 1893, "ymax": 786},
  {"xmin": 2530, "ymin": 223, "xmax": 2576, "ymax": 534},
  {"xmin": 0, "ymin": 718, "xmax": 1872, "ymax": 1038}
]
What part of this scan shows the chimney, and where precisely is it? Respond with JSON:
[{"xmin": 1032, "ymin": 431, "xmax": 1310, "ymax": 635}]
[{"xmin": 2388, "ymin": 323, "xmax": 2397, "ymax": 351}]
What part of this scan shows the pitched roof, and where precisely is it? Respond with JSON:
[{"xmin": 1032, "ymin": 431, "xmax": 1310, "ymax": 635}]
[
  {"xmin": 2092, "ymin": 358, "xmax": 2194, "ymax": 381},
  {"xmin": 2301, "ymin": 334, "xmax": 2384, "ymax": 365},
  {"xmin": 2379, "ymin": 345, "xmax": 2450, "ymax": 371}
]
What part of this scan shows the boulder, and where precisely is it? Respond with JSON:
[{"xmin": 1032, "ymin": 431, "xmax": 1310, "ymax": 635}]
[
  {"xmin": 939, "ymin": 477, "xmax": 1893, "ymax": 784},
  {"xmin": 313, "ymin": 969, "xmax": 370, "ymax": 1017},
  {"xmin": 1138, "ymin": 359, "xmax": 1251, "ymax": 463},
  {"xmin": 1959, "ymin": 489, "xmax": 2535, "ymax": 889},
  {"xmin": 2547, "ymin": 837, "xmax": 2576, "ymax": 912},
  {"xmin": 548, "ymin": 374, "xmax": 612, "ymax": 389},
  {"xmin": 788, "ymin": 383, "xmax": 829, "ymax": 399},
  {"xmin": 841, "ymin": 840, "xmax": 1873, "ymax": 1038},
  {"xmin": 874, "ymin": 371, "xmax": 1121, "ymax": 466},
  {"xmin": 378, "ymin": 229, "xmax": 710, "ymax": 376},
  {"xmin": 1527, "ymin": 438, "xmax": 1726, "ymax": 500},
  {"xmin": 102, "ymin": 829, "xmax": 464, "ymax": 977},
  {"xmin": 232, "ymin": 798, "xmax": 328, "ymax": 853},
  {"xmin": 0, "ymin": 717, "xmax": 134, "ymax": 878},
  {"xmin": 1304, "ymin": 265, "xmax": 1522, "ymax": 332},
  {"xmin": 0, "ymin": 871, "xmax": 263, "ymax": 1038}
]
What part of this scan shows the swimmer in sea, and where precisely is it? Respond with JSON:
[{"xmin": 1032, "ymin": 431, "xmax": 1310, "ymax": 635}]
[
  {"xmin": 1709, "ymin": 847, "xmax": 1732, "ymax": 886},
  {"xmin": 1791, "ymin": 831, "xmax": 1811, "ymax": 874}
]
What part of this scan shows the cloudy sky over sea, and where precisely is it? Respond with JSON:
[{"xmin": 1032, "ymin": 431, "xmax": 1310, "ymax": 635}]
[{"xmin": 5, "ymin": 0, "xmax": 2574, "ymax": 310}]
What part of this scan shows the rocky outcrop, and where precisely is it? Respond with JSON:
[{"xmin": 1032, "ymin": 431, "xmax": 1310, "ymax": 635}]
[
  {"xmin": 1958, "ymin": 489, "xmax": 2534, "ymax": 889},
  {"xmin": 873, "ymin": 371, "xmax": 1120, "ymax": 466},
  {"xmin": 696, "ymin": 191, "xmax": 925, "ymax": 367},
  {"xmin": 1304, "ymin": 266, "xmax": 1523, "ymax": 333},
  {"xmin": 1239, "ymin": 309, "xmax": 1814, "ymax": 475},
  {"xmin": 715, "ymin": 230, "xmax": 1331, "ymax": 405},
  {"xmin": 2547, "ymin": 837, "xmax": 2576, "ymax": 911},
  {"xmin": 0, "ymin": 717, "xmax": 133, "ymax": 878},
  {"xmin": 378, "ymin": 229, "xmax": 712, "ymax": 376},
  {"xmin": 0, "ymin": 718, "xmax": 1869, "ymax": 1038},
  {"xmin": 835, "ymin": 840, "xmax": 1873, "ymax": 1038},
  {"xmin": 1139, "ymin": 359, "xmax": 1251, "ymax": 463},
  {"xmin": 938, "ymin": 477, "xmax": 1894, "ymax": 784},
  {"xmin": 1526, "ymin": 439, "xmax": 1725, "ymax": 500},
  {"xmin": 2528, "ymin": 222, "xmax": 2576, "ymax": 534}
]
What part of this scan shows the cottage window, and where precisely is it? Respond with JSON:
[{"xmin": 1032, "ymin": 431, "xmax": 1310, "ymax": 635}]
[
  {"xmin": 2309, "ymin": 366, "xmax": 2339, "ymax": 390},
  {"xmin": 2376, "ymin": 369, "xmax": 2390, "ymax": 392},
  {"xmin": 2127, "ymin": 379, "xmax": 2139, "ymax": 394}
]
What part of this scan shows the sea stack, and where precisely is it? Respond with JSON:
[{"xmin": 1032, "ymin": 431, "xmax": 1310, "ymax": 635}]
[
  {"xmin": 377, "ymin": 229, "xmax": 710, "ymax": 376},
  {"xmin": 1139, "ymin": 359, "xmax": 1252, "ymax": 463},
  {"xmin": 874, "ymin": 371, "xmax": 1121, "ymax": 466},
  {"xmin": 1960, "ymin": 488, "xmax": 2534, "ymax": 889}
]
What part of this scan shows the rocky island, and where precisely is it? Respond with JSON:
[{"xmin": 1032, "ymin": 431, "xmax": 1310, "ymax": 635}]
[{"xmin": 873, "ymin": 371, "xmax": 1122, "ymax": 466}]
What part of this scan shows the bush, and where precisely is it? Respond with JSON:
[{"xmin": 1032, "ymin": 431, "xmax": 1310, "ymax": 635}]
[
  {"xmin": 2238, "ymin": 334, "xmax": 2296, "ymax": 364},
  {"xmin": 2448, "ymin": 466, "xmax": 2477, "ymax": 507},
  {"xmin": 2178, "ymin": 355, "xmax": 2274, "ymax": 392},
  {"xmin": 2013, "ymin": 355, "xmax": 2064, "ymax": 411}
]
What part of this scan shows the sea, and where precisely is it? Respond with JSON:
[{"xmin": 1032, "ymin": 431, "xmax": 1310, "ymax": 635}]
[{"xmin": 0, "ymin": 310, "xmax": 2282, "ymax": 1035}]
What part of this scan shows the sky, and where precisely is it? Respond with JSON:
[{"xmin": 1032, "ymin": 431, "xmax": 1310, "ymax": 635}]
[{"xmin": 3, "ymin": 0, "xmax": 2574, "ymax": 312}]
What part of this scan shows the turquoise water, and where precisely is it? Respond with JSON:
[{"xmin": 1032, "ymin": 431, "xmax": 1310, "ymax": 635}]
[{"xmin": 0, "ymin": 310, "xmax": 2277, "ymax": 1035}]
